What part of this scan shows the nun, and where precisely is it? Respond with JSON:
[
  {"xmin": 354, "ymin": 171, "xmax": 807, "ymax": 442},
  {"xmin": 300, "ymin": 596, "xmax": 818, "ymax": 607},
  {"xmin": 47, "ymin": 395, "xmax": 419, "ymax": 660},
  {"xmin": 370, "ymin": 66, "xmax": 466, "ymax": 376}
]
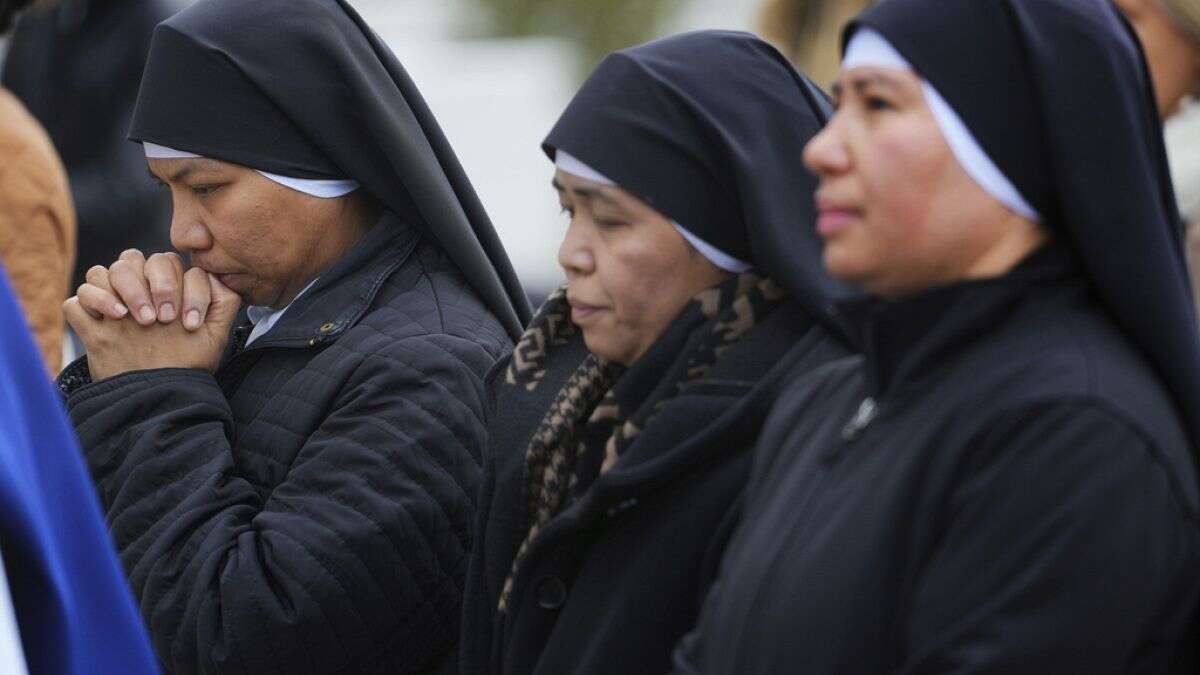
[
  {"xmin": 673, "ymin": 1, "xmax": 1200, "ymax": 673},
  {"xmin": 56, "ymin": 0, "xmax": 528, "ymax": 672},
  {"xmin": 460, "ymin": 30, "xmax": 851, "ymax": 675}
]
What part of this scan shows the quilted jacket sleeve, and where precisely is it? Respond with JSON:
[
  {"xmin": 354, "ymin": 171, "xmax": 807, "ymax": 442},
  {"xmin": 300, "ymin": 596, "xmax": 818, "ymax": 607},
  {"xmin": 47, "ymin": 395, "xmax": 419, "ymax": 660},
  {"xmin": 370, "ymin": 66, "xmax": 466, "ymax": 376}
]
[{"xmin": 66, "ymin": 334, "xmax": 489, "ymax": 675}]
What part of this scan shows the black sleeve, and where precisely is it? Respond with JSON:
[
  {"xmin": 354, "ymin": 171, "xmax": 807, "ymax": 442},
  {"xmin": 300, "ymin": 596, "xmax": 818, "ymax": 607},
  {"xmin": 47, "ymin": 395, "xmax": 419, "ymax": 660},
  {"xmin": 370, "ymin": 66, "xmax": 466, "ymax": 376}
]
[
  {"xmin": 68, "ymin": 335, "xmax": 490, "ymax": 674},
  {"xmin": 458, "ymin": 352, "xmax": 509, "ymax": 673},
  {"xmin": 898, "ymin": 404, "xmax": 1200, "ymax": 674}
]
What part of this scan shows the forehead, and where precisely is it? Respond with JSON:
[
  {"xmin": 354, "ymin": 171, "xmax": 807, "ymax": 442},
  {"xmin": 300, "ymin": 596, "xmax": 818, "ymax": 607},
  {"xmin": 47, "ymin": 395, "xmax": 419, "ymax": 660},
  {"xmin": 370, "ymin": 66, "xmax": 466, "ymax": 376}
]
[
  {"xmin": 553, "ymin": 168, "xmax": 614, "ymax": 191},
  {"xmin": 832, "ymin": 66, "xmax": 922, "ymax": 96},
  {"xmin": 146, "ymin": 156, "xmax": 235, "ymax": 180}
]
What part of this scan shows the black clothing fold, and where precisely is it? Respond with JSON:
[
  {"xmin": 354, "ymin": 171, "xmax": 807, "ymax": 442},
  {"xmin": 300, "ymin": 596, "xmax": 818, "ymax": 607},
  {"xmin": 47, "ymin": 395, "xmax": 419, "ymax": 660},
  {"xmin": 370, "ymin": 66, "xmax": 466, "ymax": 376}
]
[
  {"xmin": 129, "ymin": 0, "xmax": 530, "ymax": 339},
  {"xmin": 463, "ymin": 303, "xmax": 848, "ymax": 675},
  {"xmin": 59, "ymin": 214, "xmax": 511, "ymax": 674},
  {"xmin": 674, "ymin": 246, "xmax": 1200, "ymax": 674}
]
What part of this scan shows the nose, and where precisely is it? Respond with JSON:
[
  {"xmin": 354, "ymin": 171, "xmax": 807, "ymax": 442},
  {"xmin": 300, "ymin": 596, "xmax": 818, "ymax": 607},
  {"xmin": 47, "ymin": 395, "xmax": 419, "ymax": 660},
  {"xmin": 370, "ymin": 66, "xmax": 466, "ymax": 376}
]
[
  {"xmin": 803, "ymin": 115, "xmax": 850, "ymax": 177},
  {"xmin": 168, "ymin": 197, "xmax": 213, "ymax": 254},
  {"xmin": 557, "ymin": 212, "xmax": 595, "ymax": 279}
]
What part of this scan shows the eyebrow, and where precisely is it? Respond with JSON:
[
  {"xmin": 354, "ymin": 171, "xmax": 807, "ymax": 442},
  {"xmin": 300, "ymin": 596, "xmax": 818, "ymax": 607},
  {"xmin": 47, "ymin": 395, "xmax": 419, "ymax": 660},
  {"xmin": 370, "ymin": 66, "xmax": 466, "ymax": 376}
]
[
  {"xmin": 831, "ymin": 72, "xmax": 906, "ymax": 99},
  {"xmin": 550, "ymin": 177, "xmax": 622, "ymax": 208},
  {"xmin": 148, "ymin": 158, "xmax": 223, "ymax": 184}
]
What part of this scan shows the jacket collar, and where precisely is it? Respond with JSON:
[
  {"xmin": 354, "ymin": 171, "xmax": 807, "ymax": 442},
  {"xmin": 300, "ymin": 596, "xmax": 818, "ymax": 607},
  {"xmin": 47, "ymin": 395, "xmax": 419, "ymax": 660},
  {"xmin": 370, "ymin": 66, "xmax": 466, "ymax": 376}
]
[
  {"xmin": 837, "ymin": 242, "xmax": 1081, "ymax": 399},
  {"xmin": 235, "ymin": 210, "xmax": 420, "ymax": 351}
]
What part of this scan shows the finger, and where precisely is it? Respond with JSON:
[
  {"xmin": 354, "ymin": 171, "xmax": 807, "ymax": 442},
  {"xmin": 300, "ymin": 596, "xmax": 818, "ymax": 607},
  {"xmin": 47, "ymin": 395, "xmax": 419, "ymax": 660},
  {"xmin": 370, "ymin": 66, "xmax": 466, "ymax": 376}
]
[
  {"xmin": 108, "ymin": 257, "xmax": 155, "ymax": 325},
  {"xmin": 77, "ymin": 283, "xmax": 129, "ymax": 320},
  {"xmin": 84, "ymin": 265, "xmax": 114, "ymax": 292},
  {"xmin": 118, "ymin": 248, "xmax": 147, "ymax": 265},
  {"xmin": 62, "ymin": 296, "xmax": 98, "ymax": 336},
  {"xmin": 206, "ymin": 273, "xmax": 243, "ymax": 329},
  {"xmin": 182, "ymin": 267, "xmax": 211, "ymax": 330},
  {"xmin": 145, "ymin": 252, "xmax": 185, "ymax": 323}
]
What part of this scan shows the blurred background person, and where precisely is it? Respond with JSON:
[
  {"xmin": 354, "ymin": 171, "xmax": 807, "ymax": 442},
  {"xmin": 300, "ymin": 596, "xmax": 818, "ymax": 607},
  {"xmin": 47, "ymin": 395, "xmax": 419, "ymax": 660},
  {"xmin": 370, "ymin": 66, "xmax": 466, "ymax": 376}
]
[
  {"xmin": 0, "ymin": 0, "xmax": 74, "ymax": 374},
  {"xmin": 2, "ymin": 0, "xmax": 179, "ymax": 360},
  {"xmin": 756, "ymin": 0, "xmax": 873, "ymax": 85},
  {"xmin": 0, "ymin": 263, "xmax": 159, "ymax": 675},
  {"xmin": 1113, "ymin": 0, "xmax": 1200, "ymax": 313}
]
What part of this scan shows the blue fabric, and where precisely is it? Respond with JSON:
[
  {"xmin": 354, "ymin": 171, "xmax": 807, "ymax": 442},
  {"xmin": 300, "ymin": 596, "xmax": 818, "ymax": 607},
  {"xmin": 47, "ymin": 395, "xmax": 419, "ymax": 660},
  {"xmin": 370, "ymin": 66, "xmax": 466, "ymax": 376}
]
[{"xmin": 0, "ymin": 266, "xmax": 158, "ymax": 674}]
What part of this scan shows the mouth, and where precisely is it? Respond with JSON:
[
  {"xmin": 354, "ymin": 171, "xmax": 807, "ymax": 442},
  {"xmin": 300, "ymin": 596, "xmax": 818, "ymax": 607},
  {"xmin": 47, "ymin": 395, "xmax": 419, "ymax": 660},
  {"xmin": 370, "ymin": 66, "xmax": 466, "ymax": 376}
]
[
  {"xmin": 814, "ymin": 195, "xmax": 862, "ymax": 237},
  {"xmin": 193, "ymin": 262, "xmax": 243, "ymax": 287},
  {"xmin": 567, "ymin": 297, "xmax": 606, "ymax": 323}
]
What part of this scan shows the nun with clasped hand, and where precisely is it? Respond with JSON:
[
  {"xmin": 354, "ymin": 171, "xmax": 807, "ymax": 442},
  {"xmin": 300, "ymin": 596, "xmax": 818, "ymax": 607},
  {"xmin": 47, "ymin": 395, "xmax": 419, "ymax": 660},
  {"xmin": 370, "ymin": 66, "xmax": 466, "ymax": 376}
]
[
  {"xmin": 673, "ymin": 1, "xmax": 1200, "ymax": 673},
  {"xmin": 461, "ymin": 30, "xmax": 852, "ymax": 675}
]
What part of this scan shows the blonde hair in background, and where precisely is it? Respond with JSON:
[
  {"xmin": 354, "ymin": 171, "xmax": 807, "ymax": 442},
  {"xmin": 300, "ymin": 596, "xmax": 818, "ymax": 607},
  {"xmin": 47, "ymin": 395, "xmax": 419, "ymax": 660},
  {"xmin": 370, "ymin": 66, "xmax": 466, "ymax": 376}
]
[
  {"xmin": 1161, "ymin": 0, "xmax": 1200, "ymax": 43},
  {"xmin": 757, "ymin": 0, "xmax": 875, "ymax": 85}
]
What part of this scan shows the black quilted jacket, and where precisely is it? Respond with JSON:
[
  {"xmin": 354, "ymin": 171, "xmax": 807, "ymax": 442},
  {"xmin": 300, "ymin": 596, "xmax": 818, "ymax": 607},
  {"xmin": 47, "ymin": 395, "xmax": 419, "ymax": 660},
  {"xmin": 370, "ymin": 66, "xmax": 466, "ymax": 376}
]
[{"xmin": 58, "ymin": 214, "xmax": 511, "ymax": 674}]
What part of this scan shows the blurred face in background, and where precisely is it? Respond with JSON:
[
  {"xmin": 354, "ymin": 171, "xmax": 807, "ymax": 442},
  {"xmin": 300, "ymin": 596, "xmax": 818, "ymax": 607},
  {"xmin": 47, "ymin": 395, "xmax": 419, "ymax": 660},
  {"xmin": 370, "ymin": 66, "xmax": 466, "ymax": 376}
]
[
  {"xmin": 803, "ymin": 66, "xmax": 1047, "ymax": 298},
  {"xmin": 554, "ymin": 169, "xmax": 729, "ymax": 365},
  {"xmin": 1114, "ymin": 0, "xmax": 1200, "ymax": 117},
  {"xmin": 149, "ymin": 157, "xmax": 375, "ymax": 309}
]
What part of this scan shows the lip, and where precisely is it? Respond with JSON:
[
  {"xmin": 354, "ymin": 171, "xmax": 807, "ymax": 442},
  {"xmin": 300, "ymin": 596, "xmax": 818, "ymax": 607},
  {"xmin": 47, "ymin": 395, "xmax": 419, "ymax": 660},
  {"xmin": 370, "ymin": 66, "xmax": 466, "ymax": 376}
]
[
  {"xmin": 193, "ymin": 262, "xmax": 241, "ymax": 285},
  {"xmin": 567, "ymin": 298, "xmax": 606, "ymax": 323},
  {"xmin": 814, "ymin": 195, "xmax": 862, "ymax": 237}
]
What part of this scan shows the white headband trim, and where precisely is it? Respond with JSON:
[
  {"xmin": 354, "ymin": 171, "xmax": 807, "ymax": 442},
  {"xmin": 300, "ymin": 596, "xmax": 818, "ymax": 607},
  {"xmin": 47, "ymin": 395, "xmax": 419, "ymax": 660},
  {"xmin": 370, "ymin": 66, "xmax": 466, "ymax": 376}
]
[
  {"xmin": 843, "ymin": 29, "xmax": 1042, "ymax": 223},
  {"xmin": 143, "ymin": 142, "xmax": 360, "ymax": 199},
  {"xmin": 554, "ymin": 150, "xmax": 753, "ymax": 273},
  {"xmin": 555, "ymin": 150, "xmax": 617, "ymax": 187},
  {"xmin": 670, "ymin": 223, "xmax": 753, "ymax": 273}
]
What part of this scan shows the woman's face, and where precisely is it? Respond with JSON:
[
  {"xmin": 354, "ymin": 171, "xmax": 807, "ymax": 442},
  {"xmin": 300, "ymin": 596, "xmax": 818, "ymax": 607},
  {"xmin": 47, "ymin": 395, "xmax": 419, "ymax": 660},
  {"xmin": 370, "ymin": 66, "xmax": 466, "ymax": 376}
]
[
  {"xmin": 149, "ymin": 157, "xmax": 375, "ymax": 308},
  {"xmin": 554, "ymin": 169, "xmax": 730, "ymax": 366},
  {"xmin": 803, "ymin": 66, "xmax": 1046, "ymax": 298}
]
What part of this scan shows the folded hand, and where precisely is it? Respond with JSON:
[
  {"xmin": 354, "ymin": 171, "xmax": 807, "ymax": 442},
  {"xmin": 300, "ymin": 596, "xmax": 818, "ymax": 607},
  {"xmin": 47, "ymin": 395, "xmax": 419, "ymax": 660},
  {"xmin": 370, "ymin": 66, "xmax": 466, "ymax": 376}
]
[{"xmin": 63, "ymin": 249, "xmax": 242, "ymax": 380}]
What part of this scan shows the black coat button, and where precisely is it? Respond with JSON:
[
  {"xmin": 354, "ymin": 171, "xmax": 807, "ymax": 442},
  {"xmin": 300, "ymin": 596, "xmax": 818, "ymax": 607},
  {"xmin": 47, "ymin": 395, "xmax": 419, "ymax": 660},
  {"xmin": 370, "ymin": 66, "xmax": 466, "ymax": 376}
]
[{"xmin": 535, "ymin": 575, "xmax": 567, "ymax": 610}]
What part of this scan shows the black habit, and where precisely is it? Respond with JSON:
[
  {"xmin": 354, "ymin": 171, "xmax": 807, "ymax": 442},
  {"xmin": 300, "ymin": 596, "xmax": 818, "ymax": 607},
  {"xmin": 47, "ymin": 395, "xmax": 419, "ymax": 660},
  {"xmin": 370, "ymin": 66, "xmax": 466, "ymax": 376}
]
[
  {"xmin": 673, "ymin": 1, "xmax": 1200, "ymax": 673},
  {"xmin": 461, "ymin": 30, "xmax": 851, "ymax": 675}
]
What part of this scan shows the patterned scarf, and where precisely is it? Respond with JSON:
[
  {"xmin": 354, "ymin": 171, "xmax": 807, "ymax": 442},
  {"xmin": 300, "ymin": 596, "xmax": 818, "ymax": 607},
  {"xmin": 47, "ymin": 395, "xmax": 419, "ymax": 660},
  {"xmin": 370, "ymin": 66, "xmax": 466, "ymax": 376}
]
[{"xmin": 497, "ymin": 273, "xmax": 784, "ymax": 612}]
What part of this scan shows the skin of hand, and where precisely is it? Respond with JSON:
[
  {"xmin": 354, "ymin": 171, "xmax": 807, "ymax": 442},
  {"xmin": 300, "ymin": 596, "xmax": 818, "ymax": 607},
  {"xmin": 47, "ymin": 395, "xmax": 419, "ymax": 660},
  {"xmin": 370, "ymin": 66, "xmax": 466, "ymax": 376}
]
[
  {"xmin": 63, "ymin": 260, "xmax": 242, "ymax": 381},
  {"xmin": 75, "ymin": 249, "xmax": 215, "ymax": 329}
]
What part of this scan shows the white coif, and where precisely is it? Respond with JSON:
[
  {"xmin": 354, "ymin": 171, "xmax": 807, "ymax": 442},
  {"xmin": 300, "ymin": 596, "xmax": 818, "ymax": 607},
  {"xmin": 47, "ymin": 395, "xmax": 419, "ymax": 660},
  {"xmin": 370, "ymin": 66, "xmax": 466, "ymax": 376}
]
[
  {"xmin": 842, "ymin": 29, "xmax": 1042, "ymax": 224},
  {"xmin": 144, "ymin": 142, "xmax": 360, "ymax": 199},
  {"xmin": 554, "ymin": 150, "xmax": 752, "ymax": 273}
]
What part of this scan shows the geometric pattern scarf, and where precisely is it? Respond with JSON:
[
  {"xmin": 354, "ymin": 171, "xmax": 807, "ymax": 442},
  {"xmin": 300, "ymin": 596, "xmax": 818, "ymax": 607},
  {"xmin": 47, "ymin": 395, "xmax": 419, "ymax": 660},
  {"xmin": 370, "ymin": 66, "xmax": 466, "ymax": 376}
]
[{"xmin": 497, "ymin": 273, "xmax": 785, "ymax": 612}]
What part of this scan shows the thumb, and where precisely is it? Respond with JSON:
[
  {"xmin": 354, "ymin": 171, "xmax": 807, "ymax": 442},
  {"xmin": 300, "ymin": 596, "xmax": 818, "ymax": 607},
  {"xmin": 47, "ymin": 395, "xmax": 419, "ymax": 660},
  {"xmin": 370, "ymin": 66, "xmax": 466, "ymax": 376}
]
[{"xmin": 205, "ymin": 273, "xmax": 243, "ymax": 328}]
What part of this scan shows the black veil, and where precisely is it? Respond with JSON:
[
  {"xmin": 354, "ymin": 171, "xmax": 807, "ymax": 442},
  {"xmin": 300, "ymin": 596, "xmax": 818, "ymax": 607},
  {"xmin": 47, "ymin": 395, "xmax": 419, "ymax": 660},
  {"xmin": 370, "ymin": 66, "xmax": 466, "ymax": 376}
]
[
  {"xmin": 129, "ymin": 0, "xmax": 531, "ymax": 339},
  {"xmin": 542, "ymin": 30, "xmax": 850, "ymax": 336},
  {"xmin": 849, "ymin": 0, "xmax": 1200, "ymax": 470}
]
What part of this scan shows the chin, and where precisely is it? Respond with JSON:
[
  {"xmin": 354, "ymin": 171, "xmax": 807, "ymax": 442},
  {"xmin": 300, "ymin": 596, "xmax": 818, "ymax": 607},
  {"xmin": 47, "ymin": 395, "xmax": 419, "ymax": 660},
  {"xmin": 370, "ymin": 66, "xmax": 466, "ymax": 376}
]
[
  {"xmin": 823, "ymin": 247, "xmax": 866, "ymax": 282},
  {"xmin": 580, "ymin": 330, "xmax": 630, "ymax": 365}
]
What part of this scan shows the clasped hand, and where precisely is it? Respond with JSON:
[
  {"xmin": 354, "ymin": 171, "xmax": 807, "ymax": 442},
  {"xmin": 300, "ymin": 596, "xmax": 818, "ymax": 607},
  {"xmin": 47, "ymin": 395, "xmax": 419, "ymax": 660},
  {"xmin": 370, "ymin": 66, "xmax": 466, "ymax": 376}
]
[{"xmin": 63, "ymin": 249, "xmax": 241, "ymax": 381}]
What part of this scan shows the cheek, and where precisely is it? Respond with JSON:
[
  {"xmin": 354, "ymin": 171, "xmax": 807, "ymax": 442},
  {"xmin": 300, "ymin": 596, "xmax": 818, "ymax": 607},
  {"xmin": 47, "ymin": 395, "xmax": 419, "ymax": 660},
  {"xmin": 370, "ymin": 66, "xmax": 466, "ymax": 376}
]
[
  {"xmin": 596, "ymin": 231, "xmax": 690, "ymax": 333},
  {"xmin": 862, "ymin": 134, "xmax": 946, "ymax": 235},
  {"xmin": 600, "ymin": 244, "xmax": 663, "ymax": 325},
  {"xmin": 212, "ymin": 193, "xmax": 287, "ymax": 266},
  {"xmin": 825, "ymin": 125, "xmax": 959, "ymax": 286}
]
